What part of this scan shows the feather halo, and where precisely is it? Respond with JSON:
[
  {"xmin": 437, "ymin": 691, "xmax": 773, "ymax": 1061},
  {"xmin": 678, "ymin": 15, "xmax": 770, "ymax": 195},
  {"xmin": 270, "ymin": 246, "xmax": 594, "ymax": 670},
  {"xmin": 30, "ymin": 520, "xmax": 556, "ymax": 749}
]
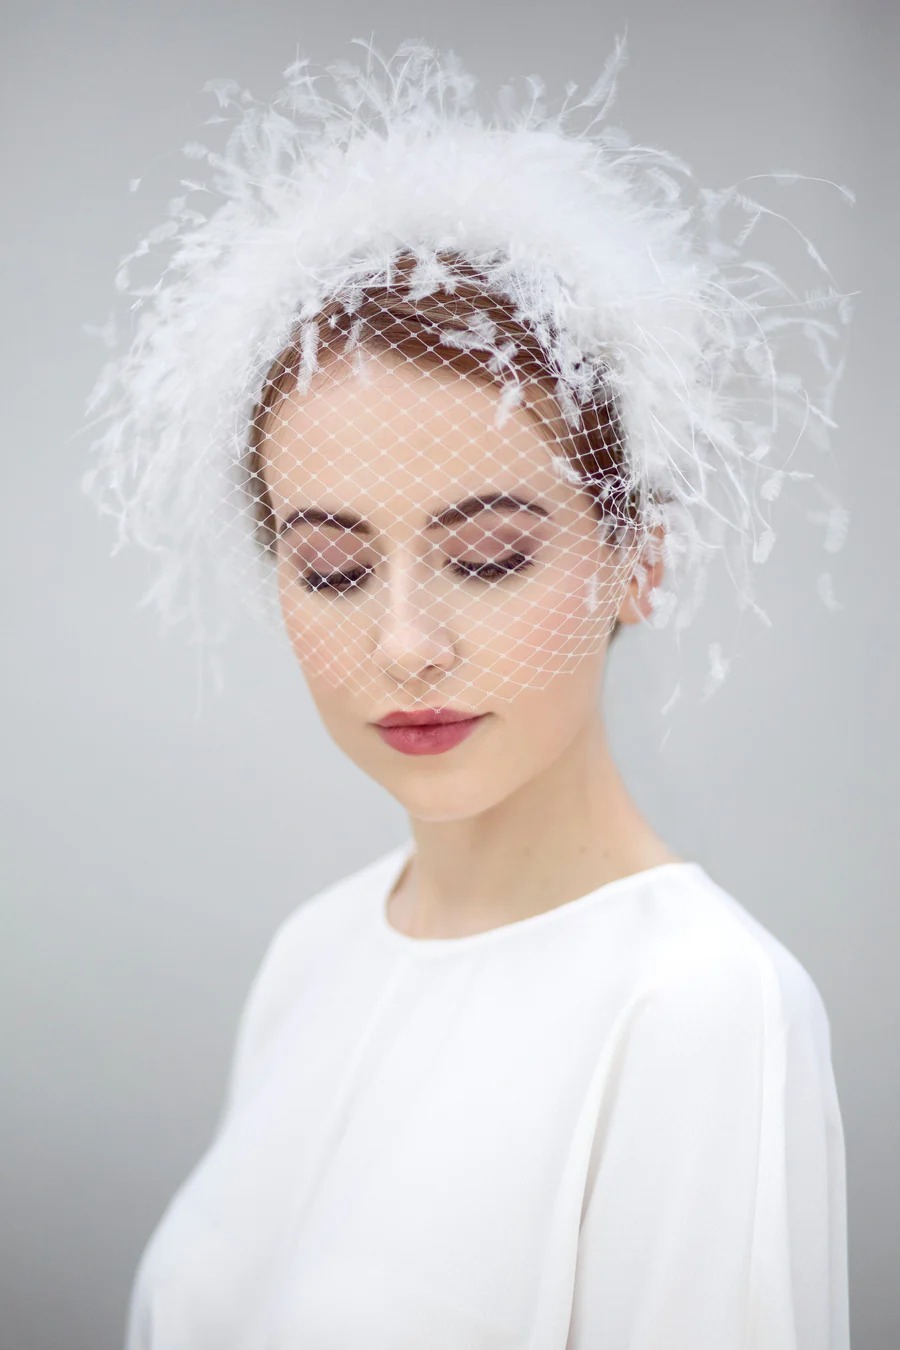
[{"xmin": 80, "ymin": 34, "xmax": 855, "ymax": 705}]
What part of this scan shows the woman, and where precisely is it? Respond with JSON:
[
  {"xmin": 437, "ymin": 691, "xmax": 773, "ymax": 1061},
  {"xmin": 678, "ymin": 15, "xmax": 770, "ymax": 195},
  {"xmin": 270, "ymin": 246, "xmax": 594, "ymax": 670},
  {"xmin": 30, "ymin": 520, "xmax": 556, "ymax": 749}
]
[{"xmin": 83, "ymin": 38, "xmax": 851, "ymax": 1349}]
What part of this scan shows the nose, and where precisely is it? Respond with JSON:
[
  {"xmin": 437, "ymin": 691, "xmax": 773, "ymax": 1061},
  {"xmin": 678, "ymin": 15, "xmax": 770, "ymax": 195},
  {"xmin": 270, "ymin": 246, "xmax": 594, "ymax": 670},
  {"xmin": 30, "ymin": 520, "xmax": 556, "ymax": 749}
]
[{"xmin": 373, "ymin": 547, "xmax": 457, "ymax": 682}]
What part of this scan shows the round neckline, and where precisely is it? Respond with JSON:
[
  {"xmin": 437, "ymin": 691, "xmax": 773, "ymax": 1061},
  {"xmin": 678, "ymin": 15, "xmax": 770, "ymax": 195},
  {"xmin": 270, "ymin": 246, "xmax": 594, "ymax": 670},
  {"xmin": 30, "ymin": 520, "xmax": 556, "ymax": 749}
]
[{"xmin": 375, "ymin": 840, "xmax": 705, "ymax": 954}]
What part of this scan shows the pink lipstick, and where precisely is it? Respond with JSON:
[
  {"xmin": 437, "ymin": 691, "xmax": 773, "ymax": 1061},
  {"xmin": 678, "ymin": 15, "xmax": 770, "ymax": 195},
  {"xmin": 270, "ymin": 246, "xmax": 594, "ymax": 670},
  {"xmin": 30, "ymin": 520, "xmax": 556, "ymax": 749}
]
[{"xmin": 372, "ymin": 708, "xmax": 487, "ymax": 756}]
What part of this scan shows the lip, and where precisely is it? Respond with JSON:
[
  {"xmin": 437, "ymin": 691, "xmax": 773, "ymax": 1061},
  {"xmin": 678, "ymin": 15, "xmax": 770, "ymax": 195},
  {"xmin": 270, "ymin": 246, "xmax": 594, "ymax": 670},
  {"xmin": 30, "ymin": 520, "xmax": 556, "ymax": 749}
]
[
  {"xmin": 373, "ymin": 712, "xmax": 487, "ymax": 756},
  {"xmin": 374, "ymin": 708, "xmax": 479, "ymax": 728}
]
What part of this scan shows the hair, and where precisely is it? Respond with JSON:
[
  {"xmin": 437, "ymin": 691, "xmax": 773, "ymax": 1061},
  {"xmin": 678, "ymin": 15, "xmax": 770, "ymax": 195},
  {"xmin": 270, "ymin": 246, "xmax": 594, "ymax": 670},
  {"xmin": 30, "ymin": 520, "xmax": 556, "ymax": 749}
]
[{"xmin": 242, "ymin": 249, "xmax": 654, "ymax": 643}]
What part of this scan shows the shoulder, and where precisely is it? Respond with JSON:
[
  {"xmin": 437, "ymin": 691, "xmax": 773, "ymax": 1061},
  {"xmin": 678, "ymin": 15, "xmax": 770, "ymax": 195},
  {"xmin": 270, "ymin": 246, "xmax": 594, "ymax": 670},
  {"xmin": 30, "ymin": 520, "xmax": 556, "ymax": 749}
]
[
  {"xmin": 634, "ymin": 864, "xmax": 834, "ymax": 1064},
  {"xmin": 221, "ymin": 842, "xmax": 406, "ymax": 1110},
  {"xmin": 248, "ymin": 839, "xmax": 404, "ymax": 1004},
  {"xmin": 261, "ymin": 840, "xmax": 402, "ymax": 963}
]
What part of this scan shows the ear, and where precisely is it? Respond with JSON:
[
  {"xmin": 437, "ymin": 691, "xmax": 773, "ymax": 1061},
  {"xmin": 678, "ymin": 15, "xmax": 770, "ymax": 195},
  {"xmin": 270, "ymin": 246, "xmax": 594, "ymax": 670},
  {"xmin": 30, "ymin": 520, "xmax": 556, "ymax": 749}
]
[{"xmin": 616, "ymin": 523, "xmax": 666, "ymax": 626}]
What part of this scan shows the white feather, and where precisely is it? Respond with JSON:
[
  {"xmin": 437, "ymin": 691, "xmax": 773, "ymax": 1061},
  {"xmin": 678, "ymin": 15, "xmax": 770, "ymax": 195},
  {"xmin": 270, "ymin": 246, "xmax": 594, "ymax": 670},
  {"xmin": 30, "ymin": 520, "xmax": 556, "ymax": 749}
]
[{"xmin": 79, "ymin": 35, "xmax": 854, "ymax": 701}]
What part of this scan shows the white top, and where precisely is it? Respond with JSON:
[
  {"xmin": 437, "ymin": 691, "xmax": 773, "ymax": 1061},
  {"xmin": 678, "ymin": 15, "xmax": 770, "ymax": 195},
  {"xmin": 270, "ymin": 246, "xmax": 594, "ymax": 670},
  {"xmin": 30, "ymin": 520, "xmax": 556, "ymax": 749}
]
[{"xmin": 125, "ymin": 843, "xmax": 850, "ymax": 1350}]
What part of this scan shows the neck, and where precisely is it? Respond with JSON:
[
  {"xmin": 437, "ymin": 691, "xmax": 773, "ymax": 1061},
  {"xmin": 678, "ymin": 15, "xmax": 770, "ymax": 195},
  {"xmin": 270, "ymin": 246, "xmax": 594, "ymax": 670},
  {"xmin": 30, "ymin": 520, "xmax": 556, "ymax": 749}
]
[{"xmin": 391, "ymin": 712, "xmax": 679, "ymax": 939}]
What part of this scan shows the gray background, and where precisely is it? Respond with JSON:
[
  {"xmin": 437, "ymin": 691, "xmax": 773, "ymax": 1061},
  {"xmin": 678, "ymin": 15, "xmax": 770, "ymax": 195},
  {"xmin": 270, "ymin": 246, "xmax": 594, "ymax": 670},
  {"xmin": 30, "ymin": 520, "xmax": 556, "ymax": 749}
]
[{"xmin": 3, "ymin": 2, "xmax": 897, "ymax": 1346}]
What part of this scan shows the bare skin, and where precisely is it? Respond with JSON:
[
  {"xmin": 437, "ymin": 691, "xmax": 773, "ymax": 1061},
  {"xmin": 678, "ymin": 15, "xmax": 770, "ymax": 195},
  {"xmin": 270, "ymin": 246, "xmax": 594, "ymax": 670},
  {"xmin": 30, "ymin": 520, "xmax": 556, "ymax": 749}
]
[
  {"xmin": 385, "ymin": 730, "xmax": 682, "ymax": 940},
  {"xmin": 263, "ymin": 345, "xmax": 682, "ymax": 941}
]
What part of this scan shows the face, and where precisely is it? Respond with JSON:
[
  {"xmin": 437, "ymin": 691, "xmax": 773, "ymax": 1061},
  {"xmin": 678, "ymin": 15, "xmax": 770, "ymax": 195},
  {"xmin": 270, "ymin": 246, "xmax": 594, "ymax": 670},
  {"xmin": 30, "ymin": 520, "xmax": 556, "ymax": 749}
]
[{"xmin": 260, "ymin": 345, "xmax": 660, "ymax": 822}]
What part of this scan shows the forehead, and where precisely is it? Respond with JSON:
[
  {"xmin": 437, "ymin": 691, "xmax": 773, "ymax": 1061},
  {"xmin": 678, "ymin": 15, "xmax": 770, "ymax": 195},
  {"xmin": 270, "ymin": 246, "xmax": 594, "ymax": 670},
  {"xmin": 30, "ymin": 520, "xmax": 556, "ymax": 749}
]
[{"xmin": 261, "ymin": 347, "xmax": 564, "ymax": 515}]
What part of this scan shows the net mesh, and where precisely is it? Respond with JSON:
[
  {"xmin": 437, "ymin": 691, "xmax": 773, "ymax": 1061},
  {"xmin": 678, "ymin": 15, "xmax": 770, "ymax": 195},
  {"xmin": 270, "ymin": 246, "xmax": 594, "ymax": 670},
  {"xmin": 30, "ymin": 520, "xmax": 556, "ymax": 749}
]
[
  {"xmin": 226, "ymin": 251, "xmax": 658, "ymax": 710},
  {"xmin": 79, "ymin": 37, "xmax": 854, "ymax": 714}
]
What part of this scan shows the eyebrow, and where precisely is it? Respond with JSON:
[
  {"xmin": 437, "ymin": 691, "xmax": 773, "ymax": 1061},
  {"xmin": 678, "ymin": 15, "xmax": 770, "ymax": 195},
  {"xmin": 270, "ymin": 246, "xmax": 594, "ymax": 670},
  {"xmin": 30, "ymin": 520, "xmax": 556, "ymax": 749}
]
[{"xmin": 276, "ymin": 492, "xmax": 552, "ymax": 537}]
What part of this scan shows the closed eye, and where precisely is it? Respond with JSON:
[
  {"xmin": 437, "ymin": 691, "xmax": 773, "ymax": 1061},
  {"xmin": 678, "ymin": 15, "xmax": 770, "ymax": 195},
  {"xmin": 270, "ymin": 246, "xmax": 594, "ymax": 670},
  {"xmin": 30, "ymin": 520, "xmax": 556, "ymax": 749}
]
[
  {"xmin": 446, "ymin": 553, "xmax": 536, "ymax": 582},
  {"xmin": 300, "ymin": 552, "xmax": 536, "ymax": 594}
]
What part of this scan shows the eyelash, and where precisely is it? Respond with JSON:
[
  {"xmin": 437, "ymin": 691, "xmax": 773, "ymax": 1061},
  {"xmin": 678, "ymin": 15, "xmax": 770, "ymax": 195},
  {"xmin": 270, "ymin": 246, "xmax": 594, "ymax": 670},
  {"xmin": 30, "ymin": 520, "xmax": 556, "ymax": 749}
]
[{"xmin": 300, "ymin": 552, "xmax": 536, "ymax": 594}]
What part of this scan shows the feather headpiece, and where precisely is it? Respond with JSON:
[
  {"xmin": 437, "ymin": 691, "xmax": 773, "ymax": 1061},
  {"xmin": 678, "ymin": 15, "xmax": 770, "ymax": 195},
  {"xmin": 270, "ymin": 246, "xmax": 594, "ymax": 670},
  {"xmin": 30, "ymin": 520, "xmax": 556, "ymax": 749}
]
[{"xmin": 81, "ymin": 35, "xmax": 854, "ymax": 707}]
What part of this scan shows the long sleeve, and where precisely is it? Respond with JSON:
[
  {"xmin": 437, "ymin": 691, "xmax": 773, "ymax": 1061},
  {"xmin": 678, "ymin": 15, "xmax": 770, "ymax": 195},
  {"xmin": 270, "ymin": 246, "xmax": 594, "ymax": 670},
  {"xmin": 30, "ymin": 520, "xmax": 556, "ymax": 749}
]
[
  {"xmin": 122, "ymin": 906, "xmax": 312, "ymax": 1350},
  {"xmin": 122, "ymin": 920, "xmax": 287, "ymax": 1350},
  {"xmin": 565, "ymin": 943, "xmax": 850, "ymax": 1350}
]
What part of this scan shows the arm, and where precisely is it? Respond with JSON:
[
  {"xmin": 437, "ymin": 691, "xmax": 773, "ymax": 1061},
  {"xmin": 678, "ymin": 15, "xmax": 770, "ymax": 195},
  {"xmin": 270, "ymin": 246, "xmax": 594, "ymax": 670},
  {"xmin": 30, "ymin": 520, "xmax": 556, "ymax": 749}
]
[{"xmin": 565, "ymin": 947, "xmax": 849, "ymax": 1349}]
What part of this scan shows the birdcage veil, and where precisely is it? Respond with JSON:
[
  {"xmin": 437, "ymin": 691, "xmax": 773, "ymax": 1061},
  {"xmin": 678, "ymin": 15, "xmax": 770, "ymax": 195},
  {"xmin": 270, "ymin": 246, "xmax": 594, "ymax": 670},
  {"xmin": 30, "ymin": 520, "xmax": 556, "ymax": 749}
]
[{"xmin": 80, "ymin": 34, "xmax": 854, "ymax": 713}]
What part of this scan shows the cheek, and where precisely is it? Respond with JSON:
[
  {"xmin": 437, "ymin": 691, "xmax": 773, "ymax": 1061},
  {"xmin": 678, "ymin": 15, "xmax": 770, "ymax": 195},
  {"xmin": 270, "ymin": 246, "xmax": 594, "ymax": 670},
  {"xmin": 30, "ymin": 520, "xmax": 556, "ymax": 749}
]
[
  {"xmin": 276, "ymin": 566, "xmax": 365, "ymax": 688},
  {"xmin": 284, "ymin": 616, "xmax": 348, "ymax": 685},
  {"xmin": 470, "ymin": 561, "xmax": 617, "ymax": 696}
]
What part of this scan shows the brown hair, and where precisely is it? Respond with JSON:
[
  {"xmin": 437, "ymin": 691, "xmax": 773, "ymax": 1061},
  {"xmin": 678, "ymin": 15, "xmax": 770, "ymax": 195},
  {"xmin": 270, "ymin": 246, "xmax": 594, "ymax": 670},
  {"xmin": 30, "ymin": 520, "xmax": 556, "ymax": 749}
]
[{"xmin": 243, "ymin": 249, "xmax": 645, "ymax": 640}]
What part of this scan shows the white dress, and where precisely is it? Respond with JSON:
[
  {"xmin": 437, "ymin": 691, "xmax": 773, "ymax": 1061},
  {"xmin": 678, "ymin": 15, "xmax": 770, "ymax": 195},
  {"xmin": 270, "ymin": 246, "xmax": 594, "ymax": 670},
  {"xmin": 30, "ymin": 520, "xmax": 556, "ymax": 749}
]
[{"xmin": 125, "ymin": 842, "xmax": 850, "ymax": 1350}]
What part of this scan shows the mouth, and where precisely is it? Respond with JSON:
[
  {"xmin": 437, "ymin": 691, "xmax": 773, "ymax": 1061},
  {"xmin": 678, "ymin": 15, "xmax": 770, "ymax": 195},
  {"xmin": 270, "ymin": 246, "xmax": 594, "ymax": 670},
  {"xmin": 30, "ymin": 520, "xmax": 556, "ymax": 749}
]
[
  {"xmin": 372, "ymin": 709, "xmax": 488, "ymax": 756},
  {"xmin": 373, "ymin": 707, "xmax": 481, "ymax": 728}
]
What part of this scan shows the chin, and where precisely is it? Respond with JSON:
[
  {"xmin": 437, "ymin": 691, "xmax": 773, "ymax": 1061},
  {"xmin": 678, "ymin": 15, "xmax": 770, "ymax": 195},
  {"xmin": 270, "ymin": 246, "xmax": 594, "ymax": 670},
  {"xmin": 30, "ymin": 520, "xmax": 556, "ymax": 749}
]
[
  {"xmin": 393, "ymin": 794, "xmax": 496, "ymax": 825},
  {"xmin": 377, "ymin": 765, "xmax": 510, "ymax": 823}
]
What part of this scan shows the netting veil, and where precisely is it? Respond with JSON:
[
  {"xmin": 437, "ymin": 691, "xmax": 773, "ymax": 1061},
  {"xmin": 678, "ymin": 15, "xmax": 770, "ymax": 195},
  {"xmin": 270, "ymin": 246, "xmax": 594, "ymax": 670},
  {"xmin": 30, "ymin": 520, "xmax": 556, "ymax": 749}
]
[{"xmin": 81, "ymin": 36, "xmax": 854, "ymax": 713}]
